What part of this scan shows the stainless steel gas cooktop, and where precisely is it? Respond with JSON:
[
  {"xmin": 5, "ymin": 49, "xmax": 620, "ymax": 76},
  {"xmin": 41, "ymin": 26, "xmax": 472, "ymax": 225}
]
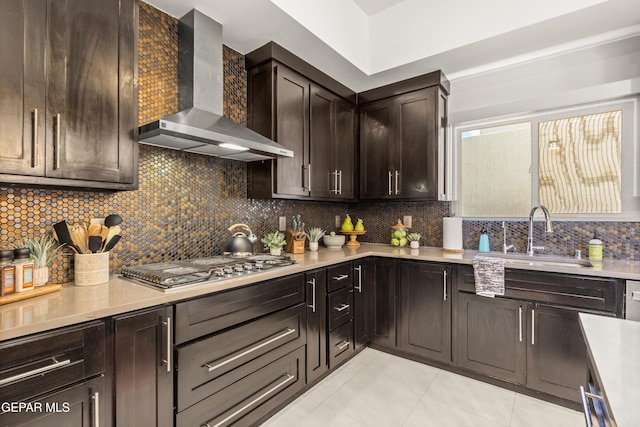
[{"xmin": 121, "ymin": 254, "xmax": 295, "ymax": 291}]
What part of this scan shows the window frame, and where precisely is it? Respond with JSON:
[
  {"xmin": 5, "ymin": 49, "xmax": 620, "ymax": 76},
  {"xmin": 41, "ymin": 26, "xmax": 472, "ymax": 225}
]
[{"xmin": 452, "ymin": 96, "xmax": 640, "ymax": 221}]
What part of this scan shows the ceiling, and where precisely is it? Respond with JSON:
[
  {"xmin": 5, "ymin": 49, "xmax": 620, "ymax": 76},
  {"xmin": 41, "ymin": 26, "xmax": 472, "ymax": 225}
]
[{"xmin": 144, "ymin": 0, "xmax": 640, "ymax": 92}]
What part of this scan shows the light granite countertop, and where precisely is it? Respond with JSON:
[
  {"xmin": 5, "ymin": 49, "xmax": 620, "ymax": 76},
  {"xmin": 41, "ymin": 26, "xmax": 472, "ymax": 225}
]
[
  {"xmin": 579, "ymin": 313, "xmax": 640, "ymax": 427},
  {"xmin": 3, "ymin": 244, "xmax": 640, "ymax": 341}
]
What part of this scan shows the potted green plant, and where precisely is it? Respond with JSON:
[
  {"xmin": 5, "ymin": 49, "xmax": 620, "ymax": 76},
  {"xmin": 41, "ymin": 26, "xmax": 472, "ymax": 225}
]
[
  {"xmin": 261, "ymin": 231, "xmax": 286, "ymax": 256},
  {"xmin": 17, "ymin": 234, "xmax": 62, "ymax": 286},
  {"xmin": 407, "ymin": 232, "xmax": 421, "ymax": 249},
  {"xmin": 304, "ymin": 227, "xmax": 326, "ymax": 251}
]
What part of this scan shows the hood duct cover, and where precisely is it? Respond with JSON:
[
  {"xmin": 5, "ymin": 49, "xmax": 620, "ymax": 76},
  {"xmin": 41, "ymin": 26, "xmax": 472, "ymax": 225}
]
[{"xmin": 138, "ymin": 9, "xmax": 293, "ymax": 161}]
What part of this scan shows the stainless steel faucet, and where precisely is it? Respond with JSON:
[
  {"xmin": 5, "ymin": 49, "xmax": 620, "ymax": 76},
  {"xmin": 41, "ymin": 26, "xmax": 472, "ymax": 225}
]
[{"xmin": 526, "ymin": 205, "xmax": 553, "ymax": 256}]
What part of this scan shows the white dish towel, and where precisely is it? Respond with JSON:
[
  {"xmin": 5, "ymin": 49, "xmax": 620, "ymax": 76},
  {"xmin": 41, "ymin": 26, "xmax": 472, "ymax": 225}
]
[{"xmin": 472, "ymin": 256, "xmax": 505, "ymax": 297}]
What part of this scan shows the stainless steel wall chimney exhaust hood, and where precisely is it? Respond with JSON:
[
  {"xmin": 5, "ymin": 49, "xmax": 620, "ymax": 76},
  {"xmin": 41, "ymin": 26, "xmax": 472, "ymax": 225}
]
[{"xmin": 138, "ymin": 9, "xmax": 293, "ymax": 161}]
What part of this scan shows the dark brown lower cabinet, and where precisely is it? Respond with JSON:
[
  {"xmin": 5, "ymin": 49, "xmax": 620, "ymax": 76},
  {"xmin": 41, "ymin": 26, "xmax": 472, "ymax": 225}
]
[
  {"xmin": 457, "ymin": 292, "xmax": 527, "ymax": 384},
  {"xmin": 367, "ymin": 257, "xmax": 396, "ymax": 348},
  {"xmin": 114, "ymin": 306, "xmax": 174, "ymax": 427},
  {"xmin": 397, "ymin": 261, "xmax": 452, "ymax": 363},
  {"xmin": 527, "ymin": 304, "xmax": 589, "ymax": 401},
  {"xmin": 0, "ymin": 376, "xmax": 104, "ymax": 427},
  {"xmin": 305, "ymin": 269, "xmax": 328, "ymax": 383}
]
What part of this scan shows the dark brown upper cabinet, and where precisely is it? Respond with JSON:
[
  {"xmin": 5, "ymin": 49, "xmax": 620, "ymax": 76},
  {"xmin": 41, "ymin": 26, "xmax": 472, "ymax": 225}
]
[
  {"xmin": 359, "ymin": 72, "xmax": 449, "ymax": 200},
  {"xmin": 246, "ymin": 42, "xmax": 356, "ymax": 201},
  {"xmin": 0, "ymin": 0, "xmax": 138, "ymax": 190}
]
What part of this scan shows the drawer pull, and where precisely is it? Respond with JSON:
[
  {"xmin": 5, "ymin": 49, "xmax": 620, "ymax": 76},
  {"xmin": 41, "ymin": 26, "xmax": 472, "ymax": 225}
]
[
  {"xmin": 203, "ymin": 373, "xmax": 295, "ymax": 427},
  {"xmin": 162, "ymin": 317, "xmax": 172, "ymax": 373},
  {"xmin": 0, "ymin": 357, "xmax": 71, "ymax": 386},
  {"xmin": 92, "ymin": 391, "xmax": 100, "ymax": 427},
  {"xmin": 308, "ymin": 278, "xmax": 316, "ymax": 313},
  {"xmin": 335, "ymin": 303, "xmax": 350, "ymax": 312},
  {"xmin": 336, "ymin": 340, "xmax": 350, "ymax": 351},
  {"xmin": 332, "ymin": 274, "xmax": 349, "ymax": 281},
  {"xmin": 354, "ymin": 265, "xmax": 362, "ymax": 292},
  {"xmin": 202, "ymin": 328, "xmax": 296, "ymax": 373}
]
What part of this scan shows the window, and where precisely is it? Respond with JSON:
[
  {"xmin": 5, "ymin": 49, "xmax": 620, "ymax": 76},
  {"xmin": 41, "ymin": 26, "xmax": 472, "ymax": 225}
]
[{"xmin": 454, "ymin": 97, "xmax": 639, "ymax": 220}]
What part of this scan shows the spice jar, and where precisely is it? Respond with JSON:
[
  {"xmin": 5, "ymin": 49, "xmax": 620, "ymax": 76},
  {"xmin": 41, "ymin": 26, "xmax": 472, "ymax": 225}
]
[
  {"xmin": 0, "ymin": 249, "xmax": 16, "ymax": 296},
  {"xmin": 390, "ymin": 219, "xmax": 408, "ymax": 247},
  {"xmin": 14, "ymin": 248, "xmax": 34, "ymax": 293}
]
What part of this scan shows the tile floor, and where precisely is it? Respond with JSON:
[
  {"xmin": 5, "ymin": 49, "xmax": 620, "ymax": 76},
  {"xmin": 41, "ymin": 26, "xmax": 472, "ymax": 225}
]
[{"xmin": 261, "ymin": 348, "xmax": 585, "ymax": 427}]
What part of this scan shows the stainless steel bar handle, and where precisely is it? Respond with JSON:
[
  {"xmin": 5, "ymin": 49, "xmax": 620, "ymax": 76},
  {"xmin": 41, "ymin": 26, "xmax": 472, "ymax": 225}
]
[
  {"xmin": 443, "ymin": 270, "xmax": 448, "ymax": 301},
  {"xmin": 162, "ymin": 317, "xmax": 172, "ymax": 373},
  {"xmin": 307, "ymin": 278, "xmax": 316, "ymax": 312},
  {"xmin": 0, "ymin": 357, "xmax": 71, "ymax": 386},
  {"xmin": 354, "ymin": 265, "xmax": 362, "ymax": 292},
  {"xmin": 54, "ymin": 113, "xmax": 61, "ymax": 170},
  {"xmin": 579, "ymin": 386, "xmax": 606, "ymax": 427},
  {"xmin": 518, "ymin": 307, "xmax": 523, "ymax": 342},
  {"xmin": 531, "ymin": 308, "xmax": 535, "ymax": 345},
  {"xmin": 333, "ymin": 274, "xmax": 349, "ymax": 281},
  {"xmin": 203, "ymin": 328, "xmax": 296, "ymax": 372},
  {"xmin": 335, "ymin": 303, "xmax": 350, "ymax": 312},
  {"xmin": 205, "ymin": 373, "xmax": 296, "ymax": 427},
  {"xmin": 32, "ymin": 108, "xmax": 38, "ymax": 167},
  {"xmin": 388, "ymin": 171, "xmax": 392, "ymax": 195},
  {"xmin": 336, "ymin": 340, "xmax": 350, "ymax": 351},
  {"xmin": 338, "ymin": 170, "xmax": 342, "ymax": 195},
  {"xmin": 307, "ymin": 164, "xmax": 311, "ymax": 192},
  {"xmin": 92, "ymin": 391, "xmax": 100, "ymax": 427},
  {"xmin": 395, "ymin": 170, "xmax": 400, "ymax": 195}
]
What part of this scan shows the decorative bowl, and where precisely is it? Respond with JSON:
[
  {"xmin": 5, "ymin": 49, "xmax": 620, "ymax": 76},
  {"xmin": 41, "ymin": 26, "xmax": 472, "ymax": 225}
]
[{"xmin": 323, "ymin": 232, "xmax": 345, "ymax": 249}]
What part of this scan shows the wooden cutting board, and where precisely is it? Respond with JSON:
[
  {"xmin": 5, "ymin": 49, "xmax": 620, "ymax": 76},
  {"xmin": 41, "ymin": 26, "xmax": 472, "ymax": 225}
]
[{"xmin": 0, "ymin": 283, "xmax": 62, "ymax": 305}]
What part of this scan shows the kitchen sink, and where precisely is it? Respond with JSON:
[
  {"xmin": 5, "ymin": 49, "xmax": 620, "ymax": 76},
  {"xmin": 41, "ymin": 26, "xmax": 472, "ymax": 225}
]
[{"xmin": 480, "ymin": 252, "xmax": 593, "ymax": 268}]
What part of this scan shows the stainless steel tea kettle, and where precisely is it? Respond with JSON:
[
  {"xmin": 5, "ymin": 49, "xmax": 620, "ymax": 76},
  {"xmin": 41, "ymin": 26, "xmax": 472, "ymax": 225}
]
[{"xmin": 223, "ymin": 223, "xmax": 257, "ymax": 256}]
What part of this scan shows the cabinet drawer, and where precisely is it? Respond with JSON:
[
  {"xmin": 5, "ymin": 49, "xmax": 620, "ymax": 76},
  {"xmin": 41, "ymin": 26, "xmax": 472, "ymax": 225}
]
[
  {"xmin": 175, "ymin": 273, "xmax": 305, "ymax": 344},
  {"xmin": 328, "ymin": 286, "xmax": 354, "ymax": 331},
  {"xmin": 329, "ymin": 321, "xmax": 354, "ymax": 369},
  {"xmin": 327, "ymin": 262, "xmax": 353, "ymax": 292},
  {"xmin": 456, "ymin": 265, "xmax": 623, "ymax": 314},
  {"xmin": 176, "ymin": 346, "xmax": 305, "ymax": 427},
  {"xmin": 177, "ymin": 304, "xmax": 306, "ymax": 411},
  {"xmin": 0, "ymin": 321, "xmax": 105, "ymax": 402}
]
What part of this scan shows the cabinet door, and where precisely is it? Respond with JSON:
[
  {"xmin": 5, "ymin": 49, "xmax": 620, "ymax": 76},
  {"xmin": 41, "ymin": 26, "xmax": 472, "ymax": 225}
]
[
  {"xmin": 457, "ymin": 292, "xmax": 527, "ymax": 384},
  {"xmin": 353, "ymin": 262, "xmax": 369, "ymax": 349},
  {"xmin": 360, "ymin": 100, "xmax": 395, "ymax": 199},
  {"xmin": 398, "ymin": 261, "xmax": 451, "ymax": 363},
  {"xmin": 527, "ymin": 304, "xmax": 589, "ymax": 401},
  {"xmin": 0, "ymin": 375, "xmax": 104, "ymax": 427},
  {"xmin": 333, "ymin": 98, "xmax": 356, "ymax": 199},
  {"xmin": 274, "ymin": 65, "xmax": 310, "ymax": 197},
  {"xmin": 0, "ymin": 1, "xmax": 45, "ymax": 176},
  {"xmin": 367, "ymin": 257, "xmax": 396, "ymax": 348},
  {"xmin": 45, "ymin": 0, "xmax": 136, "ymax": 184},
  {"xmin": 305, "ymin": 269, "xmax": 328, "ymax": 384},
  {"xmin": 309, "ymin": 85, "xmax": 334, "ymax": 198},
  {"xmin": 396, "ymin": 88, "xmax": 438, "ymax": 199},
  {"xmin": 115, "ymin": 306, "xmax": 174, "ymax": 427}
]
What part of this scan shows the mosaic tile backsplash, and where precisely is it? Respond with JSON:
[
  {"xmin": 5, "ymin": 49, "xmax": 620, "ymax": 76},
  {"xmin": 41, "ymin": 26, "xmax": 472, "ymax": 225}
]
[{"xmin": 1, "ymin": 2, "xmax": 639, "ymax": 285}]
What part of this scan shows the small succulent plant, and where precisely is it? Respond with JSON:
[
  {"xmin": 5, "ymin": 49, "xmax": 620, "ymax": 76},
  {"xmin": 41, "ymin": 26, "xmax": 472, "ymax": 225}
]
[
  {"xmin": 15, "ymin": 234, "xmax": 62, "ymax": 268},
  {"xmin": 261, "ymin": 231, "xmax": 286, "ymax": 249},
  {"xmin": 305, "ymin": 227, "xmax": 326, "ymax": 243},
  {"xmin": 407, "ymin": 233, "xmax": 422, "ymax": 242}
]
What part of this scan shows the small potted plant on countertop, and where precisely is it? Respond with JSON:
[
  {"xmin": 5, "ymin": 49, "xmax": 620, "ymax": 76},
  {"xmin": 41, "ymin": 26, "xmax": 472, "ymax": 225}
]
[
  {"xmin": 262, "ymin": 231, "xmax": 287, "ymax": 256},
  {"xmin": 305, "ymin": 227, "xmax": 326, "ymax": 251},
  {"xmin": 17, "ymin": 234, "xmax": 62, "ymax": 286},
  {"xmin": 407, "ymin": 232, "xmax": 421, "ymax": 249}
]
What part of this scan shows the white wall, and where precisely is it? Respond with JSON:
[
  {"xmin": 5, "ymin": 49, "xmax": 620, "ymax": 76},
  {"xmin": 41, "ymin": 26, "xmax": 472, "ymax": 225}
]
[{"xmin": 448, "ymin": 35, "xmax": 640, "ymax": 124}]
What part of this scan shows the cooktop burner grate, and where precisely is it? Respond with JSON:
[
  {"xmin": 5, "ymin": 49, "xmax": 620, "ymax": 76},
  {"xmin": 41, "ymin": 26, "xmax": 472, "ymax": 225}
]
[{"xmin": 121, "ymin": 255, "xmax": 295, "ymax": 290}]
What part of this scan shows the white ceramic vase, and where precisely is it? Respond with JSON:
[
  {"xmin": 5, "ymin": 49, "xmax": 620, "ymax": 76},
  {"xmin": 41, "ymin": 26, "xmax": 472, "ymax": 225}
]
[
  {"xmin": 33, "ymin": 267, "xmax": 49, "ymax": 286},
  {"xmin": 270, "ymin": 247, "xmax": 282, "ymax": 256},
  {"xmin": 309, "ymin": 241, "xmax": 319, "ymax": 251},
  {"xmin": 410, "ymin": 241, "xmax": 420, "ymax": 249}
]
